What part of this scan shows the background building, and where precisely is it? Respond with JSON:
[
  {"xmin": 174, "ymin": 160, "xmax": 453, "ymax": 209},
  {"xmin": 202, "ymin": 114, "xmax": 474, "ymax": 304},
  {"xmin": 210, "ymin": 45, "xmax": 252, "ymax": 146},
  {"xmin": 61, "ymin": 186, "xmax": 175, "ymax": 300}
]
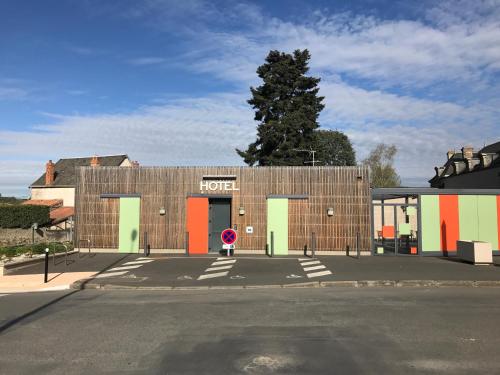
[{"xmin": 430, "ymin": 141, "xmax": 500, "ymax": 188}]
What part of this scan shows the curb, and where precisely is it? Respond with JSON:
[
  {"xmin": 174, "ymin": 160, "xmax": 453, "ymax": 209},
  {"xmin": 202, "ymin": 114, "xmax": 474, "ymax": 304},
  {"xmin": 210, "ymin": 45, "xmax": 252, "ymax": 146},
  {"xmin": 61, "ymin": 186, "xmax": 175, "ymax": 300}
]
[{"xmin": 70, "ymin": 279, "xmax": 500, "ymax": 291}]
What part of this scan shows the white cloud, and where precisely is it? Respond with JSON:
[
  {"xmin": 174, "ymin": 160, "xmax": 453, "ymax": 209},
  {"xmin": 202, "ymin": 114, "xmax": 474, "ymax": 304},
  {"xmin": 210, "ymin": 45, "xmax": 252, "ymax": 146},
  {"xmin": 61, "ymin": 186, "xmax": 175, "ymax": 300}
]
[
  {"xmin": 0, "ymin": 93, "xmax": 257, "ymax": 196},
  {"xmin": 0, "ymin": 87, "xmax": 29, "ymax": 101},
  {"xmin": 127, "ymin": 57, "xmax": 167, "ymax": 66},
  {"xmin": 3, "ymin": 0, "xmax": 500, "ymax": 195}
]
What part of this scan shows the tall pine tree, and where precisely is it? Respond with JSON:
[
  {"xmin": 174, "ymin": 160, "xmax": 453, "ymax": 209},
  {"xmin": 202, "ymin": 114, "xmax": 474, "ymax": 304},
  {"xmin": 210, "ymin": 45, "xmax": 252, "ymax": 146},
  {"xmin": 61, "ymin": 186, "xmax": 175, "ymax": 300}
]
[{"xmin": 237, "ymin": 49, "xmax": 325, "ymax": 166}]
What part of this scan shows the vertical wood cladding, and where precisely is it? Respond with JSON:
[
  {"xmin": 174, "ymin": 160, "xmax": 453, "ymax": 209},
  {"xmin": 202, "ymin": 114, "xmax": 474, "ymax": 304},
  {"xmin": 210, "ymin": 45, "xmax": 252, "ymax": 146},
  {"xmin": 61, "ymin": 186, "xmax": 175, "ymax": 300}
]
[{"xmin": 75, "ymin": 166, "xmax": 371, "ymax": 252}]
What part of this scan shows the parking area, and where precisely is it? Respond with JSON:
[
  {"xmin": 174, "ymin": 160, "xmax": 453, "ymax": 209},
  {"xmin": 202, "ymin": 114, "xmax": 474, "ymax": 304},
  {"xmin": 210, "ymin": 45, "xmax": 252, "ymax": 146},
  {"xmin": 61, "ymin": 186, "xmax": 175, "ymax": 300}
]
[{"xmin": 6, "ymin": 253, "xmax": 500, "ymax": 289}]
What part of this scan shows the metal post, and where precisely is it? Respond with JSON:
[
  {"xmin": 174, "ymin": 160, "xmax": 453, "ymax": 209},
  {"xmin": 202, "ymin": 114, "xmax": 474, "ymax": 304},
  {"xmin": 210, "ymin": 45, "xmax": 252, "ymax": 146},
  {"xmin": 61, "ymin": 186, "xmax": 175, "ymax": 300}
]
[
  {"xmin": 272, "ymin": 232, "xmax": 275, "ymax": 257},
  {"xmin": 44, "ymin": 248, "xmax": 49, "ymax": 283},
  {"xmin": 356, "ymin": 232, "xmax": 360, "ymax": 259},
  {"xmin": 185, "ymin": 232, "xmax": 189, "ymax": 257},
  {"xmin": 311, "ymin": 232, "xmax": 316, "ymax": 258},
  {"xmin": 143, "ymin": 232, "xmax": 148, "ymax": 256}
]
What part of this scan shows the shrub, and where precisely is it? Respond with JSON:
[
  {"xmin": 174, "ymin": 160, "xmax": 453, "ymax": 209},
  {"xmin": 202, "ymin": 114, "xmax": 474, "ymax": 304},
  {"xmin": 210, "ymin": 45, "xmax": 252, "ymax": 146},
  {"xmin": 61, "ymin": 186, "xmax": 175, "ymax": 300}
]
[
  {"xmin": 0, "ymin": 205, "xmax": 50, "ymax": 228},
  {"xmin": 0, "ymin": 241, "xmax": 73, "ymax": 258}
]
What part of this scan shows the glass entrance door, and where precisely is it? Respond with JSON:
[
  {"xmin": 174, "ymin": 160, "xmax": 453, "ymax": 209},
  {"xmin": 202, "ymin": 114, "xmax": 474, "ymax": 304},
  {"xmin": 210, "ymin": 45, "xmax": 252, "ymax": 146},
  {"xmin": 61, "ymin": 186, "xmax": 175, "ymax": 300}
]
[{"xmin": 373, "ymin": 203, "xmax": 419, "ymax": 255}]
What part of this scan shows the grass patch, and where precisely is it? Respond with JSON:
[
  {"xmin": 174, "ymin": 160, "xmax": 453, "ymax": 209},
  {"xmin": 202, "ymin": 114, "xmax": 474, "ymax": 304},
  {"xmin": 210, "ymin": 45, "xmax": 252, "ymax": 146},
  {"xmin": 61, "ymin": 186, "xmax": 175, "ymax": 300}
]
[{"xmin": 0, "ymin": 242, "xmax": 74, "ymax": 260}]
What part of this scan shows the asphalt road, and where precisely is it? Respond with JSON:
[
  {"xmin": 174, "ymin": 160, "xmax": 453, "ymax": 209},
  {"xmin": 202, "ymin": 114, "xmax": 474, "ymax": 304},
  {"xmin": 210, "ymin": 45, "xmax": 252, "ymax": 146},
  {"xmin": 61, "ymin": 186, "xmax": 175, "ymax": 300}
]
[{"xmin": 1, "ymin": 288, "xmax": 499, "ymax": 374}]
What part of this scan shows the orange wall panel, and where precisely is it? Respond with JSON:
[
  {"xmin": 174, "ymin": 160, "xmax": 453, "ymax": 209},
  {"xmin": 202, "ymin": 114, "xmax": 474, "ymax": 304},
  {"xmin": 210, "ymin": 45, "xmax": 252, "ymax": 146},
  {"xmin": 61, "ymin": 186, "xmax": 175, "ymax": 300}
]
[
  {"xmin": 439, "ymin": 195, "xmax": 459, "ymax": 253},
  {"xmin": 186, "ymin": 197, "xmax": 209, "ymax": 254}
]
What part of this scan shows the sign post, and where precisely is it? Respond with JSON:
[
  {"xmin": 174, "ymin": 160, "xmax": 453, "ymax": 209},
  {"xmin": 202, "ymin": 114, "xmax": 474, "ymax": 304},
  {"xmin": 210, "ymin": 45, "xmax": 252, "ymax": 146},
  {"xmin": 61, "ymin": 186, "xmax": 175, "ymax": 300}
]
[{"xmin": 221, "ymin": 228, "xmax": 237, "ymax": 257}]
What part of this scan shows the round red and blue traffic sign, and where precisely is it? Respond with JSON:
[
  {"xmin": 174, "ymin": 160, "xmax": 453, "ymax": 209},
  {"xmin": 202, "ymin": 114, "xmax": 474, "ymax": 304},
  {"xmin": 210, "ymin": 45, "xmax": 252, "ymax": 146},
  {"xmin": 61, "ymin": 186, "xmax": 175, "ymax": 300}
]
[{"xmin": 221, "ymin": 228, "xmax": 237, "ymax": 245}]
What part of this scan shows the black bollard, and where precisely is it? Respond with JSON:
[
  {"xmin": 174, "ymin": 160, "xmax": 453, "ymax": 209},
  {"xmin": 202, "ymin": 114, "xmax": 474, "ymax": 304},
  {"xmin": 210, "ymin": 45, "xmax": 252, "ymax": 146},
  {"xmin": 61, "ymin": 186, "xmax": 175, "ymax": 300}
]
[
  {"xmin": 44, "ymin": 248, "xmax": 49, "ymax": 283},
  {"xmin": 143, "ymin": 232, "xmax": 148, "ymax": 257}
]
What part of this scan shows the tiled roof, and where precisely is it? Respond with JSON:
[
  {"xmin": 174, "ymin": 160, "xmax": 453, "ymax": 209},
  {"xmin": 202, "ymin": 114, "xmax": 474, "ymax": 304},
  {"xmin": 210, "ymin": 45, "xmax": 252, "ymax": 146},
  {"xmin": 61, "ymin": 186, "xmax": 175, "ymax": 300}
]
[
  {"xmin": 31, "ymin": 155, "xmax": 129, "ymax": 187},
  {"xmin": 50, "ymin": 206, "xmax": 75, "ymax": 224},
  {"xmin": 22, "ymin": 199, "xmax": 63, "ymax": 207}
]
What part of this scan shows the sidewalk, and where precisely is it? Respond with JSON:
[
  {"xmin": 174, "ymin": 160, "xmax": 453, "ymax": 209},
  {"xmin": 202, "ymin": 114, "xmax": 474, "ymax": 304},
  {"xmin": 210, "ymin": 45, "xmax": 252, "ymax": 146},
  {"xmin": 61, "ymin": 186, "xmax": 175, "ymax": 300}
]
[{"xmin": 0, "ymin": 253, "xmax": 135, "ymax": 293}]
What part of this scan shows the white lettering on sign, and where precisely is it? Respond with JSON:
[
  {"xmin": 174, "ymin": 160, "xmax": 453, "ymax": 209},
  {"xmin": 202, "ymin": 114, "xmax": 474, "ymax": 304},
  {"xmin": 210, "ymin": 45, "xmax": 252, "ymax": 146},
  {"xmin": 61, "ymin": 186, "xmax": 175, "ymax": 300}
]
[{"xmin": 200, "ymin": 180, "xmax": 240, "ymax": 192}]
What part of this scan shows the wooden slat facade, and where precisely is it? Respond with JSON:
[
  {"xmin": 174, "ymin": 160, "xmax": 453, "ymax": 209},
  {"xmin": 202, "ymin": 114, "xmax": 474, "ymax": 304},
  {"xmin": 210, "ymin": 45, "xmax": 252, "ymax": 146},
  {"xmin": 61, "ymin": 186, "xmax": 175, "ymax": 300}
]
[{"xmin": 75, "ymin": 166, "xmax": 371, "ymax": 253}]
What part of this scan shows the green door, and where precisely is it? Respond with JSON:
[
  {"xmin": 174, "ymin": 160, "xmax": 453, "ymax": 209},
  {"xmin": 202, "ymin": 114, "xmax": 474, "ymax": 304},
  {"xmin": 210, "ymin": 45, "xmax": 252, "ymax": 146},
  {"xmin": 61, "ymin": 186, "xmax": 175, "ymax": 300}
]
[
  {"xmin": 119, "ymin": 197, "xmax": 141, "ymax": 253},
  {"xmin": 267, "ymin": 198, "xmax": 288, "ymax": 255}
]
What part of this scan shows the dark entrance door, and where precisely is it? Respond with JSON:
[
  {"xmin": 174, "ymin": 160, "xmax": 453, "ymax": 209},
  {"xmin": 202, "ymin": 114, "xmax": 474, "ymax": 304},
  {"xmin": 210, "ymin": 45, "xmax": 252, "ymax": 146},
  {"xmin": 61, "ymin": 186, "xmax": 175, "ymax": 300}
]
[{"xmin": 208, "ymin": 198, "xmax": 231, "ymax": 253}]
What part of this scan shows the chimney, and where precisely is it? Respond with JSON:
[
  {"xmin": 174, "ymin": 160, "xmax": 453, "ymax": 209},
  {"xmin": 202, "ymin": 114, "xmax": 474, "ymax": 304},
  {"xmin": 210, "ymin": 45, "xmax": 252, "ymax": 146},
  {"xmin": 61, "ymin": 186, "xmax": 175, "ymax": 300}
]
[
  {"xmin": 45, "ymin": 160, "xmax": 55, "ymax": 185},
  {"xmin": 90, "ymin": 155, "xmax": 100, "ymax": 167},
  {"xmin": 461, "ymin": 146, "xmax": 474, "ymax": 160},
  {"xmin": 446, "ymin": 150, "xmax": 455, "ymax": 160},
  {"xmin": 132, "ymin": 161, "xmax": 140, "ymax": 168}
]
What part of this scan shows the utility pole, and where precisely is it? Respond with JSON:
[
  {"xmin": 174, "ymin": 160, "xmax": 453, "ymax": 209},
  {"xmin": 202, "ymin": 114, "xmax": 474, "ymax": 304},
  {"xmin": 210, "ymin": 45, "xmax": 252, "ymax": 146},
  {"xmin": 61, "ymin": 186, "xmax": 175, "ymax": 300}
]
[{"xmin": 293, "ymin": 149, "xmax": 320, "ymax": 166}]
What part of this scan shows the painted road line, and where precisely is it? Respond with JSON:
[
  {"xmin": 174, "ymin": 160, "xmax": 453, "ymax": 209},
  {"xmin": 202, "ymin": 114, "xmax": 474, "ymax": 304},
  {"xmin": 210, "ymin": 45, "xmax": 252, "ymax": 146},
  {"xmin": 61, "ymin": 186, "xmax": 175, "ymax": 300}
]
[
  {"xmin": 198, "ymin": 271, "xmax": 229, "ymax": 280},
  {"xmin": 93, "ymin": 271, "xmax": 129, "ymax": 279},
  {"xmin": 122, "ymin": 260, "xmax": 154, "ymax": 265},
  {"xmin": 307, "ymin": 270, "xmax": 333, "ymax": 278},
  {"xmin": 300, "ymin": 260, "xmax": 321, "ymax": 266},
  {"xmin": 136, "ymin": 257, "xmax": 151, "ymax": 260},
  {"xmin": 217, "ymin": 257, "xmax": 232, "ymax": 260},
  {"xmin": 211, "ymin": 259, "xmax": 237, "ymax": 266},
  {"xmin": 107, "ymin": 265, "xmax": 142, "ymax": 272},
  {"xmin": 303, "ymin": 265, "xmax": 326, "ymax": 272},
  {"xmin": 0, "ymin": 294, "xmax": 7, "ymax": 298},
  {"xmin": 298, "ymin": 258, "xmax": 312, "ymax": 261},
  {"xmin": 205, "ymin": 265, "xmax": 234, "ymax": 272}
]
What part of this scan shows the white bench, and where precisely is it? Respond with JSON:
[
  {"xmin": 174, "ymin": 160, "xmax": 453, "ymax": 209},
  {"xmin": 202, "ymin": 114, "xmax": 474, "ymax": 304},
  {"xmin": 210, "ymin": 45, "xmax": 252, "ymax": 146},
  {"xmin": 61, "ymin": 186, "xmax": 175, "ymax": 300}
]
[{"xmin": 457, "ymin": 240, "xmax": 493, "ymax": 265}]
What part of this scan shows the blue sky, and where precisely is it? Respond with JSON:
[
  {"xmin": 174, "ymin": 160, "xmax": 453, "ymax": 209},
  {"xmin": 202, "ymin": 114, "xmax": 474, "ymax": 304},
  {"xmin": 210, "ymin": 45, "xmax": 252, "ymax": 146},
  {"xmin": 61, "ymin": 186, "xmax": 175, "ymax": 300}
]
[{"xmin": 1, "ymin": 0, "xmax": 499, "ymax": 196}]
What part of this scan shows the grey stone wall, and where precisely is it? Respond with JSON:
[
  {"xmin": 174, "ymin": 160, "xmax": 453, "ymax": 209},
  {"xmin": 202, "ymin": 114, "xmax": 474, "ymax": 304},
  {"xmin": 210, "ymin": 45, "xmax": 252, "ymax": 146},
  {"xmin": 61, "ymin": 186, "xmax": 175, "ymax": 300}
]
[{"xmin": 0, "ymin": 228, "xmax": 70, "ymax": 246}]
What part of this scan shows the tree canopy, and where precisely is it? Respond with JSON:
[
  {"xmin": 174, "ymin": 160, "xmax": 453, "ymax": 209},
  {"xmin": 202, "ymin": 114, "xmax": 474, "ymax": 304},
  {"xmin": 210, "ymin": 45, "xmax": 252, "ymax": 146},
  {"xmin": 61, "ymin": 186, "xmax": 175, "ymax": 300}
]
[
  {"xmin": 363, "ymin": 143, "xmax": 401, "ymax": 187},
  {"xmin": 237, "ymin": 49, "xmax": 325, "ymax": 166},
  {"xmin": 313, "ymin": 130, "xmax": 356, "ymax": 166}
]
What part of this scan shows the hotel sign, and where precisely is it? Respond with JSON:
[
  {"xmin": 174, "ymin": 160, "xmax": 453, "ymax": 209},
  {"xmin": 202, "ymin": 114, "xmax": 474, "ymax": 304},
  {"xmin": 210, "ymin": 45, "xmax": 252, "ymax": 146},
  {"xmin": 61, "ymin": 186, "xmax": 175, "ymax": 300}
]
[{"xmin": 200, "ymin": 175, "xmax": 239, "ymax": 192}]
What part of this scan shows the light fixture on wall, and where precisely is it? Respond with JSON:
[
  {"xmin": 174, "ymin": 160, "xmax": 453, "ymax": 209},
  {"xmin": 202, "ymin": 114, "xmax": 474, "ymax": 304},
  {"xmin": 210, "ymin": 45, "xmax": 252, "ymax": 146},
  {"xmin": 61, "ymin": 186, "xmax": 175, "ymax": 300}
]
[
  {"xmin": 327, "ymin": 207, "xmax": 334, "ymax": 216},
  {"xmin": 239, "ymin": 206, "xmax": 245, "ymax": 216},
  {"xmin": 159, "ymin": 208, "xmax": 166, "ymax": 216}
]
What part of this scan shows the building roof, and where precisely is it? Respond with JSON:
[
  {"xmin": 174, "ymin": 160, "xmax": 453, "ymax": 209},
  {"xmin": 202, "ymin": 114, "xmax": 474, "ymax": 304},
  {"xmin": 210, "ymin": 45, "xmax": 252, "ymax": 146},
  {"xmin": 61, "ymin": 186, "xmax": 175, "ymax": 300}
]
[
  {"xmin": 50, "ymin": 206, "xmax": 75, "ymax": 225},
  {"xmin": 22, "ymin": 199, "xmax": 63, "ymax": 207},
  {"xmin": 480, "ymin": 141, "xmax": 500, "ymax": 154},
  {"xmin": 31, "ymin": 155, "xmax": 129, "ymax": 187},
  {"xmin": 429, "ymin": 142, "xmax": 500, "ymax": 188}
]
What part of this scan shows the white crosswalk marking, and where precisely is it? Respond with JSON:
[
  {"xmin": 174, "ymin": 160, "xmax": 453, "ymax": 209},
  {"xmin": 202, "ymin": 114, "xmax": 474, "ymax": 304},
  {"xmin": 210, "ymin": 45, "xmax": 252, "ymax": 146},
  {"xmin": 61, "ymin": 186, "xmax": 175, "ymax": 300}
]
[
  {"xmin": 91, "ymin": 258, "xmax": 155, "ymax": 279},
  {"xmin": 93, "ymin": 271, "xmax": 129, "ymax": 278},
  {"xmin": 298, "ymin": 258, "xmax": 332, "ymax": 279},
  {"xmin": 307, "ymin": 270, "xmax": 332, "ymax": 278},
  {"xmin": 122, "ymin": 260, "xmax": 154, "ymax": 265},
  {"xmin": 303, "ymin": 265, "xmax": 326, "ymax": 272},
  {"xmin": 0, "ymin": 294, "xmax": 7, "ymax": 298},
  {"xmin": 300, "ymin": 260, "xmax": 321, "ymax": 266},
  {"xmin": 198, "ymin": 271, "xmax": 229, "ymax": 280},
  {"xmin": 197, "ymin": 258, "xmax": 237, "ymax": 280},
  {"xmin": 205, "ymin": 265, "xmax": 234, "ymax": 272},
  {"xmin": 107, "ymin": 265, "xmax": 142, "ymax": 272},
  {"xmin": 211, "ymin": 259, "xmax": 237, "ymax": 266}
]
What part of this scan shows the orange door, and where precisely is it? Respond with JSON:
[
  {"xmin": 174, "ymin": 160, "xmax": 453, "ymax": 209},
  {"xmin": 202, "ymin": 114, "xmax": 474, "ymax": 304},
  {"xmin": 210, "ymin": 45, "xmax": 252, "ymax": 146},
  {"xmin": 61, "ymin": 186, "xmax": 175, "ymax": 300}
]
[{"xmin": 186, "ymin": 197, "xmax": 209, "ymax": 254}]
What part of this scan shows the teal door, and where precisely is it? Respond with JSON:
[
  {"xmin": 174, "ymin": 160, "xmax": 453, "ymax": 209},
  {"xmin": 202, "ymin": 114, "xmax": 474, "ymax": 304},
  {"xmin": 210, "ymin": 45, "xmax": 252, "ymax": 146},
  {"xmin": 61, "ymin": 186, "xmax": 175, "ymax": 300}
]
[
  {"xmin": 267, "ymin": 198, "xmax": 288, "ymax": 255},
  {"xmin": 119, "ymin": 197, "xmax": 141, "ymax": 253}
]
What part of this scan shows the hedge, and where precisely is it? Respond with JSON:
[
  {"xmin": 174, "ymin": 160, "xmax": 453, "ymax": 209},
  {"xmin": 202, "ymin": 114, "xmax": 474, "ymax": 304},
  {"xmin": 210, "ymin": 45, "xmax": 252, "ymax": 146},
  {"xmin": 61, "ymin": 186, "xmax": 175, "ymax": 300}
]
[{"xmin": 0, "ymin": 205, "xmax": 51, "ymax": 228}]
